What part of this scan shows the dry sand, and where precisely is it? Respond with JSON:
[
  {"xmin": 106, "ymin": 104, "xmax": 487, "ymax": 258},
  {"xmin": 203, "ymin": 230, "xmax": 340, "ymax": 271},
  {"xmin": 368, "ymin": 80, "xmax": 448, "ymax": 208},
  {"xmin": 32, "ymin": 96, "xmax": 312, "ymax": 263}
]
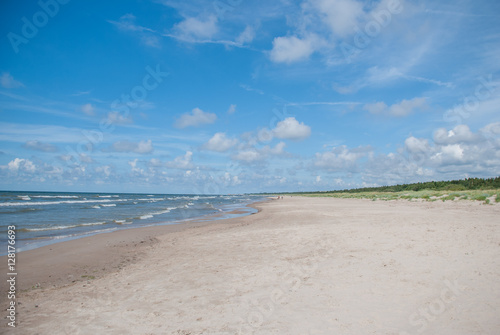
[{"xmin": 2, "ymin": 197, "xmax": 500, "ymax": 334}]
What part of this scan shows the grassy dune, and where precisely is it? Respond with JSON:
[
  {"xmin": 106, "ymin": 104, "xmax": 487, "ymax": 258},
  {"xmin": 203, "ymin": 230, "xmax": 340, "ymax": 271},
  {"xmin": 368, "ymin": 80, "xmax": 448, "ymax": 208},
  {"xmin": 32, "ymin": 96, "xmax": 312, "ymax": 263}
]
[{"xmin": 288, "ymin": 189, "xmax": 500, "ymax": 204}]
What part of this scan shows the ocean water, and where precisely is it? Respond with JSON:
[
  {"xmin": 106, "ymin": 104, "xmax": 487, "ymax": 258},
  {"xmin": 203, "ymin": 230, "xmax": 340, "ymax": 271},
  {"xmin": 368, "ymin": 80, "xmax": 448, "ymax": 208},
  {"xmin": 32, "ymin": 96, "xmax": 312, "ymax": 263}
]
[{"xmin": 0, "ymin": 191, "xmax": 264, "ymax": 254}]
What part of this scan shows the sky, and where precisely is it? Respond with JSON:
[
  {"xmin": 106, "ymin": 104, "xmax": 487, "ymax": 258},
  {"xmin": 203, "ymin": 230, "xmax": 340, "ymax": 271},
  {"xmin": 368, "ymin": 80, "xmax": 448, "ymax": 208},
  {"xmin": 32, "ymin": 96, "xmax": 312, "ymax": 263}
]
[{"xmin": 0, "ymin": 0, "xmax": 499, "ymax": 194}]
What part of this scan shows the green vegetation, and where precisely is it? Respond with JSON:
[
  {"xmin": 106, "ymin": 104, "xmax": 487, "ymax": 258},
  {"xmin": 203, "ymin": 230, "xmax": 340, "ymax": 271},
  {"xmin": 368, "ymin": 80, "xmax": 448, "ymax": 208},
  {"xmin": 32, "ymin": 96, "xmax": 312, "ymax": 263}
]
[
  {"xmin": 293, "ymin": 177, "xmax": 500, "ymax": 194},
  {"xmin": 266, "ymin": 177, "xmax": 500, "ymax": 203}
]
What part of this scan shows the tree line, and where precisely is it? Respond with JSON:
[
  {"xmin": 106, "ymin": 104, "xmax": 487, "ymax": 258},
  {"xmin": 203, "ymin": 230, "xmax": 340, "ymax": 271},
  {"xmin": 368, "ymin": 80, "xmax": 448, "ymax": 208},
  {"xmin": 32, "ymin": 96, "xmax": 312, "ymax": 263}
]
[
  {"xmin": 326, "ymin": 177, "xmax": 500, "ymax": 193},
  {"xmin": 257, "ymin": 177, "xmax": 500, "ymax": 195}
]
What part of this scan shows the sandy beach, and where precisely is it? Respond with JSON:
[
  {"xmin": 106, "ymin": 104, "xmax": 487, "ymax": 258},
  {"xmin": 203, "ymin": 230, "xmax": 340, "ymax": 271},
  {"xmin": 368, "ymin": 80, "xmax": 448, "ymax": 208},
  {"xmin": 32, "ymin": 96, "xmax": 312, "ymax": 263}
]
[{"xmin": 2, "ymin": 196, "xmax": 500, "ymax": 334}]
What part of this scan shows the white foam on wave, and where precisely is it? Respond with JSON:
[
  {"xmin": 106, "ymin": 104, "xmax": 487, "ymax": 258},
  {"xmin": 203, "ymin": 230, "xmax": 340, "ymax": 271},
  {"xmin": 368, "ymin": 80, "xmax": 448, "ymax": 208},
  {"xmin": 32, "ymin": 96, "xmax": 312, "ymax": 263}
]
[
  {"xmin": 101, "ymin": 204, "xmax": 116, "ymax": 207},
  {"xmin": 23, "ymin": 221, "xmax": 106, "ymax": 232},
  {"xmin": 140, "ymin": 214, "xmax": 154, "ymax": 220},
  {"xmin": 18, "ymin": 196, "xmax": 31, "ymax": 201},
  {"xmin": 153, "ymin": 207, "xmax": 176, "ymax": 215},
  {"xmin": 137, "ymin": 198, "xmax": 165, "ymax": 202},
  {"xmin": 81, "ymin": 221, "xmax": 106, "ymax": 226},
  {"xmin": 0, "ymin": 199, "xmax": 128, "ymax": 207},
  {"xmin": 31, "ymin": 195, "xmax": 79, "ymax": 199}
]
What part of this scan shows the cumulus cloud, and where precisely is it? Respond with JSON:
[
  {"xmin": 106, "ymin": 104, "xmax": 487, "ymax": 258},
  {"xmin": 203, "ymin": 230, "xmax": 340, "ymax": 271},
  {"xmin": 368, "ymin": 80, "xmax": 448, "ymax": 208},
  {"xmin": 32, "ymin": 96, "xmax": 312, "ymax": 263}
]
[
  {"xmin": 24, "ymin": 140, "xmax": 58, "ymax": 152},
  {"xmin": 175, "ymin": 108, "xmax": 217, "ymax": 128},
  {"xmin": 81, "ymin": 103, "xmax": 95, "ymax": 116},
  {"xmin": 232, "ymin": 142, "xmax": 287, "ymax": 163},
  {"xmin": 7, "ymin": 158, "xmax": 36, "ymax": 173},
  {"xmin": 404, "ymin": 136, "xmax": 430, "ymax": 154},
  {"xmin": 1, "ymin": 72, "xmax": 24, "ymax": 89},
  {"xmin": 204, "ymin": 132, "xmax": 238, "ymax": 152},
  {"xmin": 431, "ymin": 144, "xmax": 465, "ymax": 165},
  {"xmin": 273, "ymin": 117, "xmax": 311, "ymax": 140},
  {"xmin": 315, "ymin": 145, "xmax": 372, "ymax": 171},
  {"xmin": 107, "ymin": 140, "xmax": 153, "ymax": 154},
  {"xmin": 257, "ymin": 128, "xmax": 274, "ymax": 143},
  {"xmin": 310, "ymin": 0, "xmax": 364, "ymax": 38},
  {"xmin": 166, "ymin": 151, "xmax": 193, "ymax": 169},
  {"xmin": 233, "ymin": 149, "xmax": 262, "ymax": 163},
  {"xmin": 434, "ymin": 124, "xmax": 480, "ymax": 145},
  {"xmin": 262, "ymin": 141, "xmax": 287, "ymax": 156},
  {"xmin": 173, "ymin": 15, "xmax": 218, "ymax": 40},
  {"xmin": 364, "ymin": 97, "xmax": 427, "ymax": 117},
  {"xmin": 362, "ymin": 122, "xmax": 500, "ymax": 184},
  {"xmin": 481, "ymin": 122, "xmax": 500, "ymax": 136},
  {"xmin": 270, "ymin": 35, "xmax": 318, "ymax": 64}
]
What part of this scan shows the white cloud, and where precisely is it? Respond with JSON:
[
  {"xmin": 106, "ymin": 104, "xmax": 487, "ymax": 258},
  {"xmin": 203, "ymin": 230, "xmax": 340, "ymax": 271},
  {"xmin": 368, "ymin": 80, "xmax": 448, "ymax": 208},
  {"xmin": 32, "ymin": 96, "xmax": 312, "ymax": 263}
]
[
  {"xmin": 431, "ymin": 144, "xmax": 464, "ymax": 164},
  {"xmin": 481, "ymin": 122, "xmax": 500, "ymax": 136},
  {"xmin": 389, "ymin": 98, "xmax": 427, "ymax": 116},
  {"xmin": 364, "ymin": 97, "xmax": 427, "ymax": 117},
  {"xmin": 95, "ymin": 165, "xmax": 112, "ymax": 177},
  {"xmin": 273, "ymin": 117, "xmax": 311, "ymax": 140},
  {"xmin": 434, "ymin": 125, "xmax": 480, "ymax": 145},
  {"xmin": 257, "ymin": 128, "xmax": 274, "ymax": 143},
  {"xmin": 108, "ymin": 111, "xmax": 133, "ymax": 124},
  {"xmin": 7, "ymin": 158, "xmax": 36, "ymax": 173},
  {"xmin": 109, "ymin": 14, "xmax": 155, "ymax": 33},
  {"xmin": 404, "ymin": 136, "xmax": 430, "ymax": 154},
  {"xmin": 262, "ymin": 141, "xmax": 287, "ymax": 156},
  {"xmin": 233, "ymin": 149, "xmax": 262, "ymax": 163},
  {"xmin": 232, "ymin": 141, "xmax": 287, "ymax": 163},
  {"xmin": 227, "ymin": 104, "xmax": 236, "ymax": 114},
  {"xmin": 79, "ymin": 153, "xmax": 94, "ymax": 163},
  {"xmin": 1, "ymin": 73, "xmax": 24, "ymax": 89},
  {"xmin": 204, "ymin": 132, "xmax": 238, "ymax": 152},
  {"xmin": 270, "ymin": 35, "xmax": 318, "ymax": 64},
  {"xmin": 109, "ymin": 140, "xmax": 153, "ymax": 154},
  {"xmin": 310, "ymin": 0, "xmax": 364, "ymax": 38},
  {"xmin": 149, "ymin": 158, "xmax": 162, "ymax": 167},
  {"xmin": 173, "ymin": 15, "xmax": 218, "ymax": 40},
  {"xmin": 236, "ymin": 26, "xmax": 256, "ymax": 45},
  {"xmin": 24, "ymin": 140, "xmax": 58, "ymax": 152},
  {"xmin": 175, "ymin": 107, "xmax": 217, "ymax": 128},
  {"xmin": 141, "ymin": 35, "xmax": 161, "ymax": 48},
  {"xmin": 315, "ymin": 145, "xmax": 372, "ymax": 171},
  {"xmin": 363, "ymin": 101, "xmax": 387, "ymax": 114},
  {"xmin": 166, "ymin": 151, "xmax": 193, "ymax": 169},
  {"xmin": 108, "ymin": 14, "xmax": 160, "ymax": 48},
  {"xmin": 81, "ymin": 103, "xmax": 95, "ymax": 116}
]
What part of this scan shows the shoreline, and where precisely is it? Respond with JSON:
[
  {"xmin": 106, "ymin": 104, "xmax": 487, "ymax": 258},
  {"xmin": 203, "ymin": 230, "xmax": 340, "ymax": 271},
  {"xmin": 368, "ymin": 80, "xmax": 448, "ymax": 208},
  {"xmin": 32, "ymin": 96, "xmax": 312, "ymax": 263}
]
[
  {"xmin": 1, "ymin": 200, "xmax": 268, "ymax": 292},
  {"xmin": 4, "ymin": 196, "xmax": 499, "ymax": 334},
  {"xmin": 1, "ymin": 196, "xmax": 265, "ymax": 256}
]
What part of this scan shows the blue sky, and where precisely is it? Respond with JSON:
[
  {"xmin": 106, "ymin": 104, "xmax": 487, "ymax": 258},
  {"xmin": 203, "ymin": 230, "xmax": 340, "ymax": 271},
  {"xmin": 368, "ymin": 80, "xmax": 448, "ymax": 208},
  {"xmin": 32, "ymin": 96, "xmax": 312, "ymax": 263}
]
[{"xmin": 1, "ymin": 0, "xmax": 499, "ymax": 194}]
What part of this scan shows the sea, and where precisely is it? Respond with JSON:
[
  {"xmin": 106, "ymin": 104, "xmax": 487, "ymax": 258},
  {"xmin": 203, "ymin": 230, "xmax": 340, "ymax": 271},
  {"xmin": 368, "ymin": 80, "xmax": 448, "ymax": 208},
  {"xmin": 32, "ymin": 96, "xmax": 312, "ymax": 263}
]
[{"xmin": 0, "ymin": 191, "xmax": 265, "ymax": 254}]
